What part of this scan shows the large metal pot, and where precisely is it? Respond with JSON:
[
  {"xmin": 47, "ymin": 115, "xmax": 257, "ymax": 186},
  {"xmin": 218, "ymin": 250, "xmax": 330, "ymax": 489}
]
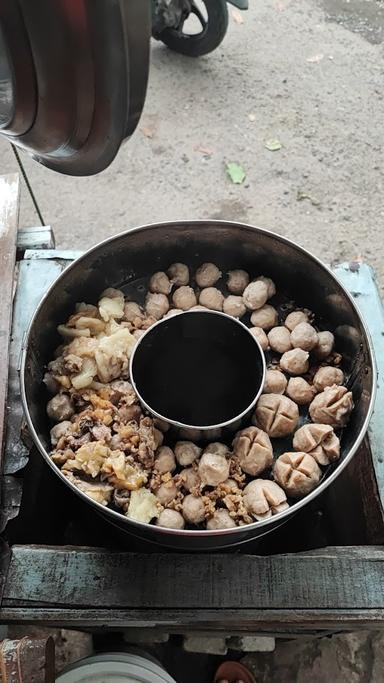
[{"xmin": 21, "ymin": 221, "xmax": 376, "ymax": 550}]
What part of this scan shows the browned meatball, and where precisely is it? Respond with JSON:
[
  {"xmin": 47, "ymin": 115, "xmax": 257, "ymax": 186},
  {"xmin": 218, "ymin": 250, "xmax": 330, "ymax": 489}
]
[
  {"xmin": 254, "ymin": 394, "xmax": 299, "ymax": 438},
  {"xmin": 309, "ymin": 385, "xmax": 354, "ymax": 427},
  {"xmin": 273, "ymin": 452, "xmax": 321, "ymax": 498}
]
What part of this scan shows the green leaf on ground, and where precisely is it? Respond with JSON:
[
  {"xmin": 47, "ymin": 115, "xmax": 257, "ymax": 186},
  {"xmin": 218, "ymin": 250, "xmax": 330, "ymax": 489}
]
[
  {"xmin": 297, "ymin": 190, "xmax": 320, "ymax": 206},
  {"xmin": 265, "ymin": 138, "xmax": 282, "ymax": 151},
  {"xmin": 226, "ymin": 162, "xmax": 246, "ymax": 184}
]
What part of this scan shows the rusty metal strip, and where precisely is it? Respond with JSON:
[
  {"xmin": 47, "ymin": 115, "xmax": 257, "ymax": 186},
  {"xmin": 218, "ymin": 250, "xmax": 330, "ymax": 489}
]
[{"xmin": 0, "ymin": 174, "xmax": 20, "ymax": 468}]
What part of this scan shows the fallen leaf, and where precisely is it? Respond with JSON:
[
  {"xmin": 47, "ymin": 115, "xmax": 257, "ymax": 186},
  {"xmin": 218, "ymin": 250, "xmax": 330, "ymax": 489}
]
[
  {"xmin": 248, "ymin": 113, "xmax": 256, "ymax": 122},
  {"xmin": 226, "ymin": 162, "xmax": 246, "ymax": 184},
  {"xmin": 194, "ymin": 145, "xmax": 214, "ymax": 157},
  {"xmin": 296, "ymin": 190, "xmax": 320, "ymax": 206},
  {"xmin": 232, "ymin": 9, "xmax": 244, "ymax": 24},
  {"xmin": 140, "ymin": 127, "xmax": 154, "ymax": 138},
  {"xmin": 265, "ymin": 138, "xmax": 282, "ymax": 152},
  {"xmin": 306, "ymin": 53, "xmax": 324, "ymax": 63}
]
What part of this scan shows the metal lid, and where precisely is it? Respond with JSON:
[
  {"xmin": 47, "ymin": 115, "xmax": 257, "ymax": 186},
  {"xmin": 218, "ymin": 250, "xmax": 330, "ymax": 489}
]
[
  {"xmin": 0, "ymin": 0, "xmax": 150, "ymax": 175},
  {"xmin": 56, "ymin": 653, "xmax": 177, "ymax": 683}
]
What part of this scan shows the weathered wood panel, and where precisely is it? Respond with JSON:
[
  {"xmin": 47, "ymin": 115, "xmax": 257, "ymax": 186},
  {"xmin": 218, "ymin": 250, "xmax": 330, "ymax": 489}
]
[
  {"xmin": 1, "ymin": 608, "xmax": 384, "ymax": 632},
  {"xmin": 16, "ymin": 226, "xmax": 55, "ymax": 254},
  {"xmin": 0, "ymin": 174, "xmax": 20, "ymax": 465},
  {"xmin": 3, "ymin": 546, "xmax": 384, "ymax": 610},
  {"xmin": 0, "ymin": 636, "xmax": 54, "ymax": 682},
  {"xmin": 0, "ymin": 541, "xmax": 11, "ymax": 606}
]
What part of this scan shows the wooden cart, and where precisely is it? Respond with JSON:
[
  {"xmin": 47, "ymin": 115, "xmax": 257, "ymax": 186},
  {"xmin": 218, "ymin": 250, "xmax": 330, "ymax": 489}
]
[{"xmin": 1, "ymin": 174, "xmax": 384, "ymax": 677}]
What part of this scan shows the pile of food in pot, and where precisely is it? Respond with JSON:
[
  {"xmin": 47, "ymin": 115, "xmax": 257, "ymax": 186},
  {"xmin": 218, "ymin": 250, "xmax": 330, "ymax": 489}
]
[{"xmin": 45, "ymin": 262, "xmax": 354, "ymax": 531}]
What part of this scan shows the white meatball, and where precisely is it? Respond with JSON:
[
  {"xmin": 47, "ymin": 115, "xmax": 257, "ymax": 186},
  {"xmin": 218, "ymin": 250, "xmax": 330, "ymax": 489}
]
[
  {"xmin": 198, "ymin": 453, "xmax": 230, "ymax": 487},
  {"xmin": 223, "ymin": 295, "xmax": 247, "ymax": 318},
  {"xmin": 309, "ymin": 385, "xmax": 353, "ymax": 427},
  {"xmin": 156, "ymin": 509, "xmax": 185, "ymax": 530},
  {"xmin": 203, "ymin": 442, "xmax": 230, "ymax": 457},
  {"xmin": 179, "ymin": 467, "xmax": 201, "ymax": 492},
  {"xmin": 291, "ymin": 322, "xmax": 319, "ymax": 352},
  {"xmin": 124, "ymin": 301, "xmax": 144, "ymax": 323},
  {"xmin": 284, "ymin": 310, "xmax": 309, "ymax": 331},
  {"xmin": 154, "ymin": 428, "xmax": 164, "ymax": 449},
  {"xmin": 172, "ymin": 286, "xmax": 197, "ymax": 311},
  {"xmin": 280, "ymin": 349, "xmax": 309, "ymax": 375},
  {"xmin": 249, "ymin": 327, "xmax": 269, "ymax": 351},
  {"xmin": 145, "ymin": 292, "xmax": 169, "ymax": 319},
  {"xmin": 314, "ymin": 331, "xmax": 335, "ymax": 359},
  {"xmin": 227, "ymin": 269, "xmax": 250, "ymax": 295},
  {"xmin": 274, "ymin": 452, "xmax": 321, "ymax": 498},
  {"xmin": 250, "ymin": 305, "xmax": 278, "ymax": 330},
  {"xmin": 154, "ymin": 446, "xmax": 176, "ymax": 474},
  {"xmin": 263, "ymin": 369, "xmax": 287, "ymax": 394},
  {"xmin": 199, "ymin": 287, "xmax": 224, "ymax": 311},
  {"xmin": 313, "ymin": 366, "xmax": 344, "ymax": 392},
  {"xmin": 156, "ymin": 480, "xmax": 178, "ymax": 506},
  {"xmin": 182, "ymin": 495, "xmax": 206, "ymax": 524},
  {"xmin": 268, "ymin": 327, "xmax": 292, "ymax": 354},
  {"xmin": 195, "ymin": 263, "xmax": 222, "ymax": 288},
  {"xmin": 207, "ymin": 510, "xmax": 237, "ymax": 530},
  {"xmin": 174, "ymin": 441, "xmax": 202, "ymax": 466},
  {"xmin": 167, "ymin": 262, "xmax": 190, "ymax": 286},
  {"xmin": 149, "ymin": 271, "xmax": 172, "ymax": 295},
  {"xmin": 255, "ymin": 276, "xmax": 276, "ymax": 299},
  {"xmin": 242, "ymin": 280, "xmax": 269, "ymax": 311},
  {"xmin": 243, "ymin": 479, "xmax": 288, "ymax": 520},
  {"xmin": 286, "ymin": 377, "xmax": 317, "ymax": 405}
]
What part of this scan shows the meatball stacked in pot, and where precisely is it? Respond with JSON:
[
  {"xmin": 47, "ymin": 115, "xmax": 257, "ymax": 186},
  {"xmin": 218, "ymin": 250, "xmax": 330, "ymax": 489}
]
[{"xmin": 46, "ymin": 261, "xmax": 354, "ymax": 531}]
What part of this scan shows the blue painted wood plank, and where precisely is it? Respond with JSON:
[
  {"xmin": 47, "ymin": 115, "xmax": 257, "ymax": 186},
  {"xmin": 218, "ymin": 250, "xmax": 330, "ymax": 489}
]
[
  {"xmin": 333, "ymin": 263, "xmax": 384, "ymax": 509},
  {"xmin": 3, "ymin": 545, "xmax": 384, "ymax": 610}
]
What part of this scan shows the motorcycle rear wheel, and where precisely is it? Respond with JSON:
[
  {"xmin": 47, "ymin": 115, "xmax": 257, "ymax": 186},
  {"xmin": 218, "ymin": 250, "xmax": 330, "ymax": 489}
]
[{"xmin": 158, "ymin": 0, "xmax": 229, "ymax": 57}]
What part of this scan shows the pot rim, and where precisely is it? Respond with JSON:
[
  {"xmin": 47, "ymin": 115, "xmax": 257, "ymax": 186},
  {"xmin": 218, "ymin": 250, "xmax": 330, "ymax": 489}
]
[
  {"xmin": 129, "ymin": 309, "xmax": 266, "ymax": 431},
  {"xmin": 20, "ymin": 219, "xmax": 377, "ymax": 540}
]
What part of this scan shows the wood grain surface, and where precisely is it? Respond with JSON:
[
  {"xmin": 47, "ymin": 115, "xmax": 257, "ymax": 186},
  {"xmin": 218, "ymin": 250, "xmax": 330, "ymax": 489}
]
[{"xmin": 3, "ymin": 545, "xmax": 384, "ymax": 612}]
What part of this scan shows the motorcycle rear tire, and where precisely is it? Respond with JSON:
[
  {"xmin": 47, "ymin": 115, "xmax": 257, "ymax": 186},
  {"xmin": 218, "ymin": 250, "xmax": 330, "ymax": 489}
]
[{"xmin": 158, "ymin": 0, "xmax": 229, "ymax": 57}]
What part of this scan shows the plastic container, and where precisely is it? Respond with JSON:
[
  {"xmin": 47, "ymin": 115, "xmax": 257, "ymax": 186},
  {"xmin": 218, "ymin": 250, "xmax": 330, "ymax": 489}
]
[{"xmin": 56, "ymin": 651, "xmax": 177, "ymax": 683}]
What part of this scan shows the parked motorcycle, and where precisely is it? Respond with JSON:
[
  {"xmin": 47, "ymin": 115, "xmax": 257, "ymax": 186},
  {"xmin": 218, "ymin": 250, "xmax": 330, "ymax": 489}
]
[{"xmin": 152, "ymin": 0, "xmax": 248, "ymax": 57}]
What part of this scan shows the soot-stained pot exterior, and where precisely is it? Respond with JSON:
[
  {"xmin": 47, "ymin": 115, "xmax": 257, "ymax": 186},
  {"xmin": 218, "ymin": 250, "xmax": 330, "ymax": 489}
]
[{"xmin": 21, "ymin": 221, "xmax": 376, "ymax": 550}]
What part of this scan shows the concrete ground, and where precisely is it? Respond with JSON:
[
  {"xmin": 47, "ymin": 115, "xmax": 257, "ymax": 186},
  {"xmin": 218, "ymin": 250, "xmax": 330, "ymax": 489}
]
[
  {"xmin": 2, "ymin": 0, "xmax": 384, "ymax": 680},
  {"xmin": 1, "ymin": 0, "xmax": 384, "ymax": 283}
]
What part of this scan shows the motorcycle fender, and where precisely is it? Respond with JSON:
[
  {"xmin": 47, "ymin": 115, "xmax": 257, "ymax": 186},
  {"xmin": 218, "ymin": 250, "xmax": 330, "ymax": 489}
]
[{"xmin": 227, "ymin": 0, "xmax": 248, "ymax": 9}]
